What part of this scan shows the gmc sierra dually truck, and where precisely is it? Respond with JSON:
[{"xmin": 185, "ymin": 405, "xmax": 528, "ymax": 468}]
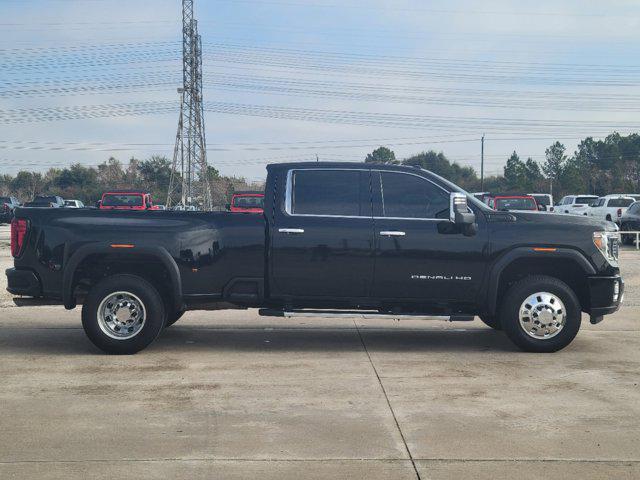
[{"xmin": 6, "ymin": 162, "xmax": 623, "ymax": 354}]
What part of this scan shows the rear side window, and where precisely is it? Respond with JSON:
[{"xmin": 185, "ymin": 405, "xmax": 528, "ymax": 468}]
[
  {"xmin": 608, "ymin": 198, "xmax": 634, "ymax": 207},
  {"xmin": 379, "ymin": 172, "xmax": 449, "ymax": 219},
  {"xmin": 576, "ymin": 196, "xmax": 597, "ymax": 205},
  {"xmin": 291, "ymin": 170, "xmax": 365, "ymax": 216}
]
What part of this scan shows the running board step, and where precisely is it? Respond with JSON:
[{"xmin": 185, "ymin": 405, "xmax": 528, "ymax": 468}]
[{"xmin": 259, "ymin": 309, "xmax": 474, "ymax": 321}]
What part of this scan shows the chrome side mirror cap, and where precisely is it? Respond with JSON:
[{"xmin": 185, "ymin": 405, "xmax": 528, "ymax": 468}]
[{"xmin": 450, "ymin": 192, "xmax": 477, "ymax": 236}]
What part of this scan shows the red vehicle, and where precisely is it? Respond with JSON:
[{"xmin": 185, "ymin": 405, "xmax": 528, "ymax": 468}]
[
  {"xmin": 99, "ymin": 191, "xmax": 159, "ymax": 211},
  {"xmin": 229, "ymin": 191, "xmax": 264, "ymax": 213},
  {"xmin": 485, "ymin": 194, "xmax": 539, "ymax": 212}
]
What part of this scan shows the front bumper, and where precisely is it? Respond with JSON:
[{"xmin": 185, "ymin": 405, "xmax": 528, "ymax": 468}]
[
  {"xmin": 6, "ymin": 268, "xmax": 42, "ymax": 297},
  {"xmin": 588, "ymin": 275, "xmax": 624, "ymax": 321}
]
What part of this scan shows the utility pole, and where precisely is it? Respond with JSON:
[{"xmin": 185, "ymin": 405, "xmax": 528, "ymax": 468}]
[
  {"xmin": 480, "ymin": 134, "xmax": 485, "ymax": 191},
  {"xmin": 167, "ymin": 0, "xmax": 212, "ymax": 210}
]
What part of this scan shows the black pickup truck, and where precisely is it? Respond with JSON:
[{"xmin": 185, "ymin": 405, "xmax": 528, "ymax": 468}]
[{"xmin": 6, "ymin": 162, "xmax": 623, "ymax": 354}]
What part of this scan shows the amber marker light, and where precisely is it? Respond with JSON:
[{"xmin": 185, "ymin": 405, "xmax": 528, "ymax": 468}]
[{"xmin": 110, "ymin": 244, "xmax": 135, "ymax": 249}]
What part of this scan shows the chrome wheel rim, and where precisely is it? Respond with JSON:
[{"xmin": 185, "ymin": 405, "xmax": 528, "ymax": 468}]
[
  {"xmin": 518, "ymin": 292, "xmax": 566, "ymax": 339},
  {"xmin": 97, "ymin": 291, "xmax": 146, "ymax": 340}
]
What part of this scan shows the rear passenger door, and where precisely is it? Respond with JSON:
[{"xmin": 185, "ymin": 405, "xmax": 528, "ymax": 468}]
[{"xmin": 270, "ymin": 168, "xmax": 375, "ymax": 299}]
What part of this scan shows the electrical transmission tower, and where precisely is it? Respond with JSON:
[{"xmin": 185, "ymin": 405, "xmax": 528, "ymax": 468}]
[{"xmin": 167, "ymin": 0, "xmax": 212, "ymax": 210}]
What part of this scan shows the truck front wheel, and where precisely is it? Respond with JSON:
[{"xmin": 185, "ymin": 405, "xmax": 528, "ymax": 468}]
[
  {"xmin": 82, "ymin": 274, "xmax": 165, "ymax": 354},
  {"xmin": 499, "ymin": 275, "xmax": 581, "ymax": 353}
]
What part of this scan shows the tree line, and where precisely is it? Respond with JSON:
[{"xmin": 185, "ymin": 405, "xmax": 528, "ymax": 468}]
[
  {"xmin": 366, "ymin": 132, "xmax": 640, "ymax": 199},
  {"xmin": 0, "ymin": 156, "xmax": 261, "ymax": 208},
  {"xmin": 2, "ymin": 132, "xmax": 639, "ymax": 206}
]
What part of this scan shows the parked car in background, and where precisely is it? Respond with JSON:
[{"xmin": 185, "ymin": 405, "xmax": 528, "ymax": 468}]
[
  {"xmin": 64, "ymin": 199, "xmax": 85, "ymax": 209},
  {"xmin": 23, "ymin": 195, "xmax": 65, "ymax": 208},
  {"xmin": 172, "ymin": 205, "xmax": 199, "ymax": 211},
  {"xmin": 619, "ymin": 201, "xmax": 640, "ymax": 245},
  {"xmin": 528, "ymin": 193, "xmax": 554, "ymax": 212},
  {"xmin": 485, "ymin": 194, "xmax": 538, "ymax": 212},
  {"xmin": 587, "ymin": 195, "xmax": 635, "ymax": 223},
  {"xmin": 556, "ymin": 195, "xmax": 598, "ymax": 215},
  {"xmin": 99, "ymin": 191, "xmax": 159, "ymax": 211},
  {"xmin": 229, "ymin": 191, "xmax": 265, "ymax": 213},
  {"xmin": 0, "ymin": 196, "xmax": 21, "ymax": 223}
]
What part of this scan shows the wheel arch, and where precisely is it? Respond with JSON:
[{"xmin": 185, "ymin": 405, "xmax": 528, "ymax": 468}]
[
  {"xmin": 63, "ymin": 243, "xmax": 182, "ymax": 311},
  {"xmin": 485, "ymin": 247, "xmax": 596, "ymax": 316}
]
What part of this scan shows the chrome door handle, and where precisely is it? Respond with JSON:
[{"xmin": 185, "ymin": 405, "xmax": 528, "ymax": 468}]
[
  {"xmin": 380, "ymin": 231, "xmax": 406, "ymax": 237},
  {"xmin": 279, "ymin": 228, "xmax": 305, "ymax": 234}
]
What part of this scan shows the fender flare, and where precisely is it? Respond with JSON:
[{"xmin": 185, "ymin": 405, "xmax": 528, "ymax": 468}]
[
  {"xmin": 485, "ymin": 247, "xmax": 596, "ymax": 315},
  {"xmin": 62, "ymin": 243, "xmax": 183, "ymax": 311}
]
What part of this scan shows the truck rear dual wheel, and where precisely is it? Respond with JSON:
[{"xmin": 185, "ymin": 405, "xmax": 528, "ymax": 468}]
[
  {"xmin": 499, "ymin": 275, "xmax": 581, "ymax": 353},
  {"xmin": 82, "ymin": 274, "xmax": 165, "ymax": 354}
]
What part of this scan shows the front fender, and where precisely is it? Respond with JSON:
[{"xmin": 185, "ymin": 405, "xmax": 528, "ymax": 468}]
[{"xmin": 485, "ymin": 247, "xmax": 596, "ymax": 315}]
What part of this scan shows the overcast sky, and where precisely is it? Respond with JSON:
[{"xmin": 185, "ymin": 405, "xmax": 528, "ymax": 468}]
[{"xmin": 1, "ymin": 0, "xmax": 639, "ymax": 181}]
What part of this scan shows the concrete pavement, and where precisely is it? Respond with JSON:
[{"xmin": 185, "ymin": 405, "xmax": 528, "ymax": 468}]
[{"xmin": 0, "ymin": 307, "xmax": 639, "ymax": 479}]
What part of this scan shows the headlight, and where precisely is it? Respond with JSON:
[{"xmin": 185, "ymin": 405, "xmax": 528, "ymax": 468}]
[{"xmin": 593, "ymin": 231, "xmax": 620, "ymax": 266}]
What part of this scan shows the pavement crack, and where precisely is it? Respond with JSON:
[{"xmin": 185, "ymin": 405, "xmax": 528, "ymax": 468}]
[{"xmin": 353, "ymin": 319, "xmax": 422, "ymax": 480}]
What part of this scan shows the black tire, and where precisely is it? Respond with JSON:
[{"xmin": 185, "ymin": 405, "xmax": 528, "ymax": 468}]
[
  {"xmin": 499, "ymin": 275, "xmax": 581, "ymax": 353},
  {"xmin": 479, "ymin": 315, "xmax": 502, "ymax": 330},
  {"xmin": 165, "ymin": 310, "xmax": 185, "ymax": 328},
  {"xmin": 82, "ymin": 274, "xmax": 165, "ymax": 354}
]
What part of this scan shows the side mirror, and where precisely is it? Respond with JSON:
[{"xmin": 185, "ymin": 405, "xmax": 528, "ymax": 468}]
[{"xmin": 449, "ymin": 192, "xmax": 476, "ymax": 236}]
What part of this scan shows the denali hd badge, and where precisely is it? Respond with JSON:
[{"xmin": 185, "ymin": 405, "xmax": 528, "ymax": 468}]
[{"xmin": 411, "ymin": 274, "xmax": 472, "ymax": 281}]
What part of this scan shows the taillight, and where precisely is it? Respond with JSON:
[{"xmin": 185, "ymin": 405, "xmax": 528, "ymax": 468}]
[{"xmin": 10, "ymin": 218, "xmax": 28, "ymax": 258}]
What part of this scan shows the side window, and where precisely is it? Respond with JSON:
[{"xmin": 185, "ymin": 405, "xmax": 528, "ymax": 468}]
[
  {"xmin": 291, "ymin": 170, "xmax": 365, "ymax": 216},
  {"xmin": 379, "ymin": 172, "xmax": 449, "ymax": 219}
]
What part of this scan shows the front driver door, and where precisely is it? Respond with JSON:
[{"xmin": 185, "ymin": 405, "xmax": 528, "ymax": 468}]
[{"xmin": 371, "ymin": 170, "xmax": 488, "ymax": 305}]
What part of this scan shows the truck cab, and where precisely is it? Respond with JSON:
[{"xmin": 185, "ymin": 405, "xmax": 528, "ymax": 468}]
[{"xmin": 99, "ymin": 191, "xmax": 157, "ymax": 211}]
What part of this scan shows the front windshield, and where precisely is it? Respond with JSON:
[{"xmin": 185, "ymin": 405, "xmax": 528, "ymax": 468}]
[
  {"xmin": 102, "ymin": 194, "xmax": 143, "ymax": 207},
  {"xmin": 496, "ymin": 197, "xmax": 537, "ymax": 211}
]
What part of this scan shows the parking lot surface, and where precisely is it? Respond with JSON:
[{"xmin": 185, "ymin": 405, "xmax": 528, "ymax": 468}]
[{"xmin": 0, "ymin": 223, "xmax": 639, "ymax": 479}]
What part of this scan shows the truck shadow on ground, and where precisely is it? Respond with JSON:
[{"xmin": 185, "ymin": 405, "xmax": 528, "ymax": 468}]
[{"xmin": 1, "ymin": 325, "xmax": 518, "ymax": 355}]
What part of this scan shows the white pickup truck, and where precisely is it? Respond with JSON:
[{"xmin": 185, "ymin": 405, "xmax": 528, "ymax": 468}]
[
  {"xmin": 587, "ymin": 195, "xmax": 635, "ymax": 223},
  {"xmin": 556, "ymin": 195, "xmax": 598, "ymax": 216}
]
